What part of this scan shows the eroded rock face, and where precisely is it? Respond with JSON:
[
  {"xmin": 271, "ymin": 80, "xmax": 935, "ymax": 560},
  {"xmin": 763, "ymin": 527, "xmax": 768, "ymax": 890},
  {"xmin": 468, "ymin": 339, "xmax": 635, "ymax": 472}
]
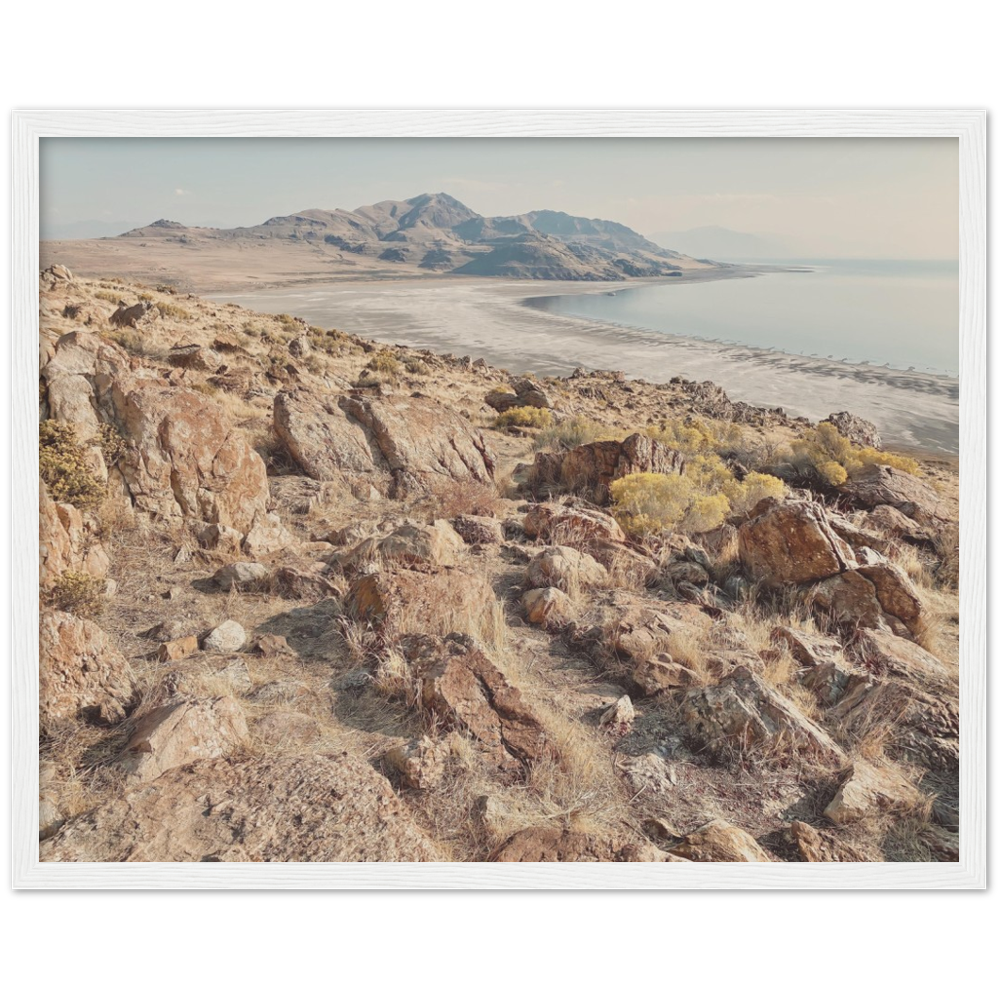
[
  {"xmin": 347, "ymin": 568, "xmax": 497, "ymax": 638},
  {"xmin": 39, "ymin": 611, "xmax": 136, "ymax": 730},
  {"xmin": 490, "ymin": 827, "xmax": 667, "ymax": 862},
  {"xmin": 854, "ymin": 548, "xmax": 924, "ymax": 631},
  {"xmin": 120, "ymin": 696, "xmax": 249, "ymax": 783},
  {"xmin": 112, "ymin": 381, "xmax": 269, "ymax": 533},
  {"xmin": 837, "ymin": 464, "xmax": 947, "ymax": 525},
  {"xmin": 739, "ymin": 498, "xmax": 856, "ymax": 587},
  {"xmin": 274, "ymin": 388, "xmax": 496, "ymax": 486},
  {"xmin": 671, "ymin": 820, "xmax": 771, "ymax": 862},
  {"xmin": 451, "ymin": 514, "xmax": 504, "ymax": 546},
  {"xmin": 682, "ymin": 666, "xmax": 844, "ymax": 764},
  {"xmin": 530, "ymin": 433, "xmax": 684, "ymax": 504},
  {"xmin": 40, "ymin": 753, "xmax": 442, "ymax": 862},
  {"xmin": 39, "ymin": 482, "xmax": 110, "ymax": 591},
  {"xmin": 401, "ymin": 633, "xmax": 554, "ymax": 772}
]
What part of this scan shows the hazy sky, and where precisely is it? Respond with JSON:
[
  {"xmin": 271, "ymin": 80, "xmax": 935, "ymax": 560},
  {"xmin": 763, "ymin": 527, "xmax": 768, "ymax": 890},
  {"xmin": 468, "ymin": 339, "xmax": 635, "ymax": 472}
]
[{"xmin": 40, "ymin": 137, "xmax": 958, "ymax": 258}]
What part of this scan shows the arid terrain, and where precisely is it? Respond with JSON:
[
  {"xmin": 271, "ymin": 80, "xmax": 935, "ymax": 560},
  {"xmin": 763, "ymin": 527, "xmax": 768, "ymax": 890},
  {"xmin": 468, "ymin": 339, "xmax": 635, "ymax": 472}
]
[{"xmin": 37, "ymin": 264, "xmax": 959, "ymax": 863}]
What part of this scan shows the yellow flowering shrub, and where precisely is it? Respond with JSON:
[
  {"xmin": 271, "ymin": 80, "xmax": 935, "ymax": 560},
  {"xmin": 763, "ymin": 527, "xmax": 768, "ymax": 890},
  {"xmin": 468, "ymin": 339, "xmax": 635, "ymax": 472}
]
[
  {"xmin": 786, "ymin": 422, "xmax": 919, "ymax": 485},
  {"xmin": 494, "ymin": 406, "xmax": 554, "ymax": 430}
]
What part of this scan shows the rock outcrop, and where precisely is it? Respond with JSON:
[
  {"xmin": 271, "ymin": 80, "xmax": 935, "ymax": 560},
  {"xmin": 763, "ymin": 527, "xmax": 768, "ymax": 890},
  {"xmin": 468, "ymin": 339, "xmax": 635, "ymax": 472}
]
[
  {"xmin": 530, "ymin": 433, "xmax": 684, "ymax": 503},
  {"xmin": 825, "ymin": 411, "xmax": 882, "ymax": 449},
  {"xmin": 347, "ymin": 568, "xmax": 497, "ymax": 638},
  {"xmin": 274, "ymin": 388, "xmax": 496, "ymax": 487},
  {"xmin": 40, "ymin": 753, "xmax": 441, "ymax": 862},
  {"xmin": 671, "ymin": 820, "xmax": 772, "ymax": 862},
  {"xmin": 823, "ymin": 760, "xmax": 923, "ymax": 825},
  {"xmin": 39, "ymin": 482, "xmax": 110, "ymax": 590},
  {"xmin": 526, "ymin": 545, "xmax": 608, "ymax": 593},
  {"xmin": 837, "ymin": 465, "xmax": 948, "ymax": 524},
  {"xmin": 400, "ymin": 633, "xmax": 554, "ymax": 772},
  {"xmin": 39, "ymin": 611, "xmax": 136, "ymax": 730},
  {"xmin": 111, "ymin": 381, "xmax": 269, "ymax": 533},
  {"xmin": 739, "ymin": 498, "xmax": 856, "ymax": 587},
  {"xmin": 120, "ymin": 696, "xmax": 249, "ymax": 783},
  {"xmin": 683, "ymin": 666, "xmax": 844, "ymax": 764},
  {"xmin": 491, "ymin": 827, "xmax": 668, "ymax": 862}
]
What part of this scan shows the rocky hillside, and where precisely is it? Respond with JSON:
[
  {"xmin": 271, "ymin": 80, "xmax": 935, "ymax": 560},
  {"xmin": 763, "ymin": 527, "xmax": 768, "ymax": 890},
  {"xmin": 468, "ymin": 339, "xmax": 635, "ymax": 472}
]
[
  {"xmin": 71, "ymin": 193, "xmax": 713, "ymax": 285},
  {"xmin": 37, "ymin": 264, "xmax": 959, "ymax": 863}
]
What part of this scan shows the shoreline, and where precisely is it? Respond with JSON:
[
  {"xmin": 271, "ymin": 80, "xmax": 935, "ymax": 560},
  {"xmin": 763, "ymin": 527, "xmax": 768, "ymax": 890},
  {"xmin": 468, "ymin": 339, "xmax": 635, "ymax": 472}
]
[{"xmin": 203, "ymin": 275, "xmax": 959, "ymax": 456}]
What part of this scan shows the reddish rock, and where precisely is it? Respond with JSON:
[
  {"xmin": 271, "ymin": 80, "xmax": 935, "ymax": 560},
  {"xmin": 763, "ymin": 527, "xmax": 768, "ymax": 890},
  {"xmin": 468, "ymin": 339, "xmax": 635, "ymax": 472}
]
[
  {"xmin": 491, "ymin": 827, "xmax": 667, "ymax": 862},
  {"xmin": 739, "ymin": 498, "xmax": 856, "ymax": 587},
  {"xmin": 40, "ymin": 611, "xmax": 136, "ymax": 730}
]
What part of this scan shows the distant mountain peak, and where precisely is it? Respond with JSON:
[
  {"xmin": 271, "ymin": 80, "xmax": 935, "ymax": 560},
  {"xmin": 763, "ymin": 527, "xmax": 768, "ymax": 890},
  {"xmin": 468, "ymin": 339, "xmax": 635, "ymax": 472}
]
[{"xmin": 117, "ymin": 194, "xmax": 713, "ymax": 280}]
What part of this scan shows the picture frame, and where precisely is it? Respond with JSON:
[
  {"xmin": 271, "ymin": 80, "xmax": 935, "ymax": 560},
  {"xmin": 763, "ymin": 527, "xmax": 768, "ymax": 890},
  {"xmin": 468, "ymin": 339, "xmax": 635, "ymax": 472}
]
[{"xmin": 12, "ymin": 109, "xmax": 987, "ymax": 889}]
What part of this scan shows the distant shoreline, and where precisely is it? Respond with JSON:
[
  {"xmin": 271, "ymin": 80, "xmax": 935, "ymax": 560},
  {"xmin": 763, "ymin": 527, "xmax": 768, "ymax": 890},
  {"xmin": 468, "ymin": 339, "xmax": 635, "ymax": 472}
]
[{"xmin": 203, "ymin": 274, "xmax": 959, "ymax": 456}]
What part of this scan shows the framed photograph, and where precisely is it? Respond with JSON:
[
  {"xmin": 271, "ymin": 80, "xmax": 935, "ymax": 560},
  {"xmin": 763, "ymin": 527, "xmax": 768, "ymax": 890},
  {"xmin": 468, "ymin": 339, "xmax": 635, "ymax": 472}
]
[{"xmin": 12, "ymin": 110, "xmax": 986, "ymax": 889}]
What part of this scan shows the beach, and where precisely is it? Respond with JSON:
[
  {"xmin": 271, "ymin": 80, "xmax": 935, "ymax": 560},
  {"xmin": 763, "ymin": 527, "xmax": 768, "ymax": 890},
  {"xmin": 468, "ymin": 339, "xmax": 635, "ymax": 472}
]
[{"xmin": 209, "ymin": 276, "xmax": 960, "ymax": 455}]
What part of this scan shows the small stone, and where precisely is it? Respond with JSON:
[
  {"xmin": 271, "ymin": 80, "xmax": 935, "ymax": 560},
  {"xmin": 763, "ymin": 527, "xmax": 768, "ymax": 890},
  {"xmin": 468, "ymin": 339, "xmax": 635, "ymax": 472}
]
[
  {"xmin": 252, "ymin": 633, "xmax": 295, "ymax": 657},
  {"xmin": 600, "ymin": 695, "xmax": 636, "ymax": 734},
  {"xmin": 202, "ymin": 620, "xmax": 247, "ymax": 653},
  {"xmin": 212, "ymin": 562, "xmax": 269, "ymax": 591},
  {"xmin": 158, "ymin": 635, "xmax": 199, "ymax": 662}
]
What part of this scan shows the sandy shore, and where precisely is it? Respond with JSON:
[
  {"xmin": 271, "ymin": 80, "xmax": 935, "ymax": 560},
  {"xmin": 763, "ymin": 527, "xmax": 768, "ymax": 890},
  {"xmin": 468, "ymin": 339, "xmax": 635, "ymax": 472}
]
[{"xmin": 208, "ymin": 276, "xmax": 959, "ymax": 455}]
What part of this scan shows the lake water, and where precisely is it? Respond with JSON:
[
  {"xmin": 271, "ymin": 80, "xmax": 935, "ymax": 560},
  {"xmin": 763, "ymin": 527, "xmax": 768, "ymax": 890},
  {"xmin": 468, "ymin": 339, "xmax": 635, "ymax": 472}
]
[{"xmin": 526, "ymin": 259, "xmax": 959, "ymax": 377}]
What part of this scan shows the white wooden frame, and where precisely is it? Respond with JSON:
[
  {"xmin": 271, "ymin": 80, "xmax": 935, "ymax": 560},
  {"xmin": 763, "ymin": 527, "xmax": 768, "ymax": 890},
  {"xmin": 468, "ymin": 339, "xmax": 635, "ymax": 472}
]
[{"xmin": 11, "ymin": 110, "xmax": 987, "ymax": 889}]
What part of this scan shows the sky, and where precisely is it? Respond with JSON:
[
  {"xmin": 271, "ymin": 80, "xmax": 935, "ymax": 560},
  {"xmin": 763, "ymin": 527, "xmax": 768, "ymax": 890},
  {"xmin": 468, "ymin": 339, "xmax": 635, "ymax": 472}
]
[{"xmin": 39, "ymin": 137, "xmax": 958, "ymax": 258}]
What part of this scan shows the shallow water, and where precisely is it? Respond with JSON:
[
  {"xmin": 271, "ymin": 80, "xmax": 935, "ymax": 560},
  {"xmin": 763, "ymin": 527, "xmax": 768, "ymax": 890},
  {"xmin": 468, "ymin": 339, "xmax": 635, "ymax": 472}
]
[{"xmin": 526, "ymin": 260, "xmax": 959, "ymax": 377}]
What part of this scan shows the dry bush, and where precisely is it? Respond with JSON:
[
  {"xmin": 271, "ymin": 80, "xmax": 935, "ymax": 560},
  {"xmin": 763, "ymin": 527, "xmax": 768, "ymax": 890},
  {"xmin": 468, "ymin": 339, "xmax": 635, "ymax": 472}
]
[
  {"xmin": 426, "ymin": 477, "xmax": 500, "ymax": 519},
  {"xmin": 494, "ymin": 406, "xmax": 553, "ymax": 430},
  {"xmin": 368, "ymin": 349, "xmax": 402, "ymax": 375},
  {"xmin": 534, "ymin": 416, "xmax": 621, "ymax": 452},
  {"xmin": 155, "ymin": 300, "xmax": 193, "ymax": 321},
  {"xmin": 783, "ymin": 421, "xmax": 920, "ymax": 486},
  {"xmin": 46, "ymin": 571, "xmax": 105, "ymax": 618},
  {"xmin": 39, "ymin": 420, "xmax": 106, "ymax": 509}
]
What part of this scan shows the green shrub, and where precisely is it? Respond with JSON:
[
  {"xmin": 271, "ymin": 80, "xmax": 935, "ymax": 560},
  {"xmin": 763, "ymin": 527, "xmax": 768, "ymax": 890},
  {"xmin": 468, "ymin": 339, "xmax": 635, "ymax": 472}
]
[
  {"xmin": 610, "ymin": 472, "xmax": 726, "ymax": 536},
  {"xmin": 369, "ymin": 349, "xmax": 402, "ymax": 375},
  {"xmin": 785, "ymin": 422, "xmax": 919, "ymax": 486},
  {"xmin": 39, "ymin": 420, "xmax": 105, "ymax": 509},
  {"xmin": 493, "ymin": 406, "xmax": 554, "ymax": 430}
]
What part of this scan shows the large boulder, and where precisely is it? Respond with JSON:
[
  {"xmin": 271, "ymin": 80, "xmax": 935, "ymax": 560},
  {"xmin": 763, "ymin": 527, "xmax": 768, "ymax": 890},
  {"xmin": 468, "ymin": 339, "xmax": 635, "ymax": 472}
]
[
  {"xmin": 39, "ymin": 611, "xmax": 136, "ymax": 730},
  {"xmin": 400, "ymin": 634, "xmax": 554, "ymax": 772},
  {"xmin": 119, "ymin": 696, "xmax": 249, "ymax": 783},
  {"xmin": 490, "ymin": 827, "xmax": 669, "ymax": 862},
  {"xmin": 682, "ymin": 666, "xmax": 844, "ymax": 764},
  {"xmin": 523, "ymin": 501, "xmax": 627, "ymax": 546},
  {"xmin": 526, "ymin": 545, "xmax": 608, "ymax": 593},
  {"xmin": 530, "ymin": 433, "xmax": 684, "ymax": 504},
  {"xmin": 823, "ymin": 760, "xmax": 923, "ymax": 825},
  {"xmin": 274, "ymin": 388, "xmax": 495, "ymax": 486},
  {"xmin": 39, "ymin": 482, "xmax": 110, "ymax": 591},
  {"xmin": 853, "ymin": 548, "xmax": 924, "ymax": 632},
  {"xmin": 110, "ymin": 381, "xmax": 269, "ymax": 533},
  {"xmin": 347, "ymin": 567, "xmax": 497, "ymax": 639},
  {"xmin": 739, "ymin": 498, "xmax": 856, "ymax": 587},
  {"xmin": 344, "ymin": 520, "xmax": 466, "ymax": 570},
  {"xmin": 671, "ymin": 820, "xmax": 772, "ymax": 862},
  {"xmin": 837, "ymin": 465, "xmax": 948, "ymax": 525},
  {"xmin": 39, "ymin": 753, "xmax": 442, "ymax": 862}
]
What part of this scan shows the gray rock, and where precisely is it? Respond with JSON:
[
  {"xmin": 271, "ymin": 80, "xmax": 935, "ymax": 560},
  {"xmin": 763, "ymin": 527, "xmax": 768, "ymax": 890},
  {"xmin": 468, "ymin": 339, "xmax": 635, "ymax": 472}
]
[{"xmin": 202, "ymin": 620, "xmax": 247, "ymax": 653}]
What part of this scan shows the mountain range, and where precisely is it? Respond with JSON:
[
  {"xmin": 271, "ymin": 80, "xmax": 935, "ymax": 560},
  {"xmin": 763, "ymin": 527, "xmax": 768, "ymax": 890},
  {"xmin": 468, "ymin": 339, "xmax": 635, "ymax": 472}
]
[{"xmin": 116, "ymin": 193, "xmax": 715, "ymax": 281}]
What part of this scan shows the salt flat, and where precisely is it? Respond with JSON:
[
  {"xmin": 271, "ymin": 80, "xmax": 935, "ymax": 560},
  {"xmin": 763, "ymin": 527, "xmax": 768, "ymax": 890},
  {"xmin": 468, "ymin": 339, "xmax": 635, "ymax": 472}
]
[{"xmin": 210, "ymin": 277, "xmax": 959, "ymax": 455}]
